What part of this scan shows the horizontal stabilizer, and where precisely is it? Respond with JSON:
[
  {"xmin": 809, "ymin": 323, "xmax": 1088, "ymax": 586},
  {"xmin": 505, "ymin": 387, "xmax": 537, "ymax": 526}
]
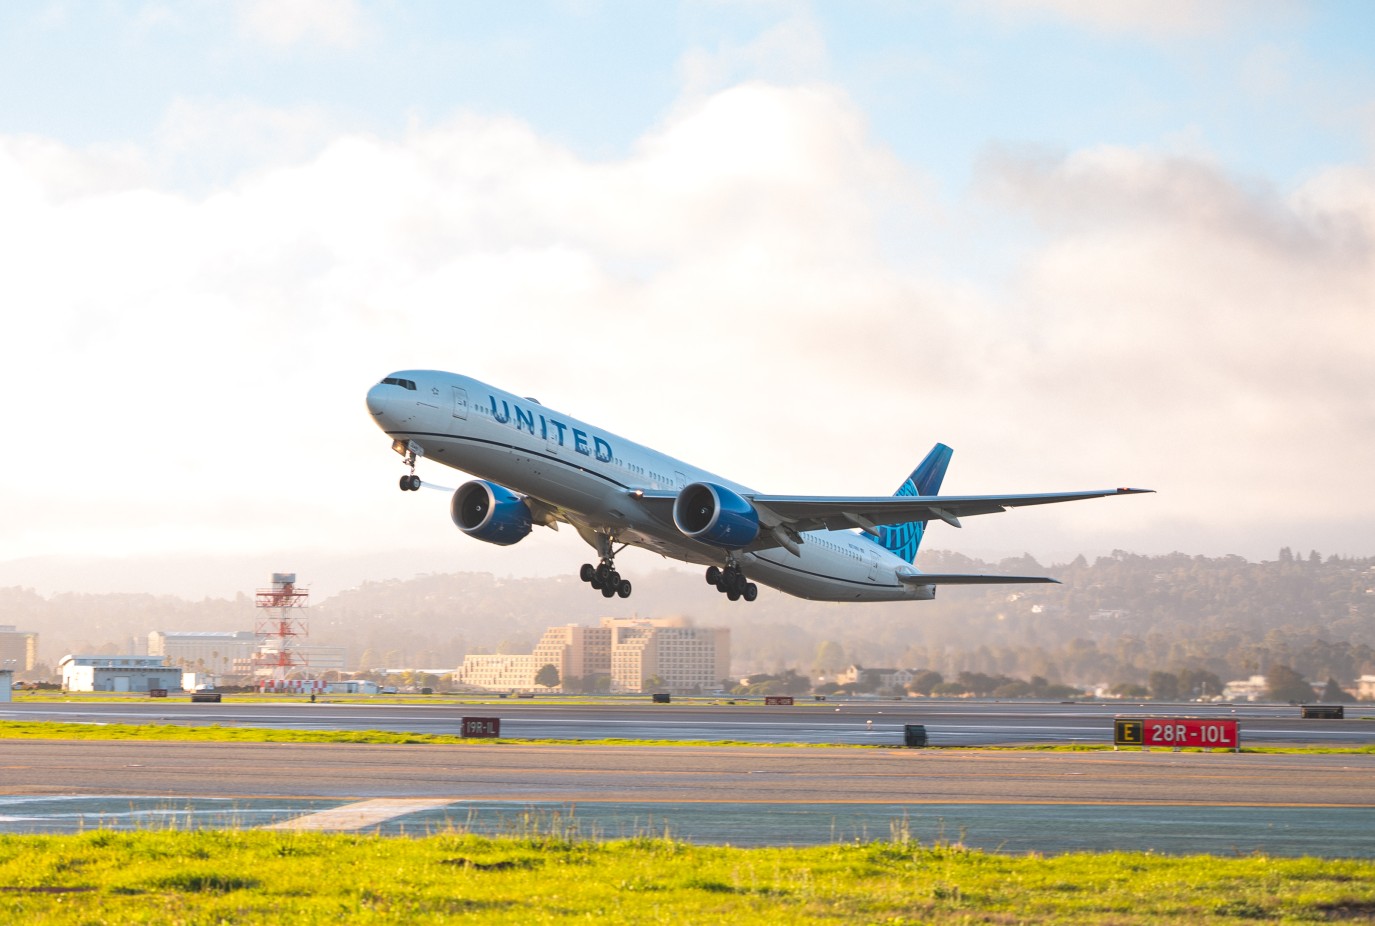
[{"xmin": 896, "ymin": 572, "xmax": 1060, "ymax": 586}]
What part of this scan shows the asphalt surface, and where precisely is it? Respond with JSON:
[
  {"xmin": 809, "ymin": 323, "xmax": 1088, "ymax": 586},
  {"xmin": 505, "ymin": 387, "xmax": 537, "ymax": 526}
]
[
  {"xmin": 2, "ymin": 699, "xmax": 1371, "ymax": 854},
  {"xmin": 2, "ymin": 697, "xmax": 1370, "ymax": 746}
]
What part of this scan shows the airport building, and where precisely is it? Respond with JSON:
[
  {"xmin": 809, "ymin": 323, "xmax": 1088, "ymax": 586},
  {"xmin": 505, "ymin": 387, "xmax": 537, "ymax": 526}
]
[
  {"xmin": 0, "ymin": 625, "xmax": 38, "ymax": 673},
  {"xmin": 59, "ymin": 655, "xmax": 183, "ymax": 693},
  {"xmin": 0, "ymin": 668, "xmax": 11, "ymax": 702},
  {"xmin": 456, "ymin": 618, "xmax": 729, "ymax": 694}
]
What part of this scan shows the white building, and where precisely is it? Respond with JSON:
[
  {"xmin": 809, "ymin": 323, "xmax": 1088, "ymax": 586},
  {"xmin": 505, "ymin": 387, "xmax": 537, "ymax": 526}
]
[
  {"xmin": 1357, "ymin": 675, "xmax": 1375, "ymax": 700},
  {"xmin": 60, "ymin": 655, "xmax": 183, "ymax": 693}
]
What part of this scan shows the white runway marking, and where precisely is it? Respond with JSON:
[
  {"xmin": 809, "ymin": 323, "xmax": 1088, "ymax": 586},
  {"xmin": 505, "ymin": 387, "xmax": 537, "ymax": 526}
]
[{"xmin": 263, "ymin": 797, "xmax": 455, "ymax": 832}]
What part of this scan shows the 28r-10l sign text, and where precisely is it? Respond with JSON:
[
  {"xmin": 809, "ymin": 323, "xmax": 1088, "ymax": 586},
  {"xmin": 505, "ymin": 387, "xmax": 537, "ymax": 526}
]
[{"xmin": 1115, "ymin": 718, "xmax": 1238, "ymax": 749}]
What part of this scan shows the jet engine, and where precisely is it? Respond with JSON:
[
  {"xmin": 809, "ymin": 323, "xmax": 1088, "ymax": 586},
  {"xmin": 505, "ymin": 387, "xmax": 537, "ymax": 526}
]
[
  {"xmin": 673, "ymin": 482, "xmax": 760, "ymax": 549},
  {"xmin": 451, "ymin": 480, "xmax": 533, "ymax": 546}
]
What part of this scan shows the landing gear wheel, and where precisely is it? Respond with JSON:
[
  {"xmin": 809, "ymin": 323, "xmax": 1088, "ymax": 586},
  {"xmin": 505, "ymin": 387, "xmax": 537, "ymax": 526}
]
[
  {"xmin": 580, "ymin": 563, "xmax": 596, "ymax": 583},
  {"xmin": 617, "ymin": 579, "xmax": 632, "ymax": 599},
  {"xmin": 399, "ymin": 474, "xmax": 412, "ymax": 491},
  {"xmin": 601, "ymin": 585, "xmax": 616, "ymax": 598},
  {"xmin": 743, "ymin": 582, "xmax": 758, "ymax": 602},
  {"xmin": 727, "ymin": 588, "xmax": 741, "ymax": 601},
  {"xmin": 705, "ymin": 566, "xmax": 721, "ymax": 585},
  {"xmin": 408, "ymin": 474, "xmax": 421, "ymax": 491}
]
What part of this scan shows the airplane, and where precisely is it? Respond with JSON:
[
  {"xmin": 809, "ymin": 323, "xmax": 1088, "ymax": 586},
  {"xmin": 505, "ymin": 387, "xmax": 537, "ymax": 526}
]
[{"xmin": 366, "ymin": 371, "xmax": 1151, "ymax": 603}]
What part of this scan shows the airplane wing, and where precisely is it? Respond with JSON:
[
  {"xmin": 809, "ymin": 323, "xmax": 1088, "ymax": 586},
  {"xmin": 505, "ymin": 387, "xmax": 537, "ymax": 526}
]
[
  {"xmin": 744, "ymin": 488, "xmax": 1152, "ymax": 534},
  {"xmin": 633, "ymin": 486, "xmax": 1151, "ymax": 543}
]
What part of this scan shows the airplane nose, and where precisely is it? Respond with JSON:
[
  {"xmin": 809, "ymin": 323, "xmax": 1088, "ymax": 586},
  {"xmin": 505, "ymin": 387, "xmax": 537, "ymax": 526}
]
[{"xmin": 366, "ymin": 383, "xmax": 392, "ymax": 419}]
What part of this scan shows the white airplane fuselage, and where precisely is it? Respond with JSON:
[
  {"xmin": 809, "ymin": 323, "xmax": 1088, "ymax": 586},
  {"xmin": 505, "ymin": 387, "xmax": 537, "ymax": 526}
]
[{"xmin": 366, "ymin": 370, "xmax": 927, "ymax": 601}]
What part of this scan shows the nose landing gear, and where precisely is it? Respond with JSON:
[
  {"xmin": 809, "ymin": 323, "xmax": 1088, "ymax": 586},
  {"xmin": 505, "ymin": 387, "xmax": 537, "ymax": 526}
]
[
  {"xmin": 705, "ymin": 562, "xmax": 757, "ymax": 602},
  {"xmin": 395, "ymin": 441, "xmax": 423, "ymax": 491}
]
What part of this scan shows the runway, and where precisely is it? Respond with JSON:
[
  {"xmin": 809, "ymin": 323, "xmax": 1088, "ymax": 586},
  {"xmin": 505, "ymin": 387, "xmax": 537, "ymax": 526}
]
[
  {"xmin": 2, "ymin": 699, "xmax": 1371, "ymax": 854},
  {"xmin": 1, "ymin": 737, "xmax": 1372, "ymax": 856},
  {"xmin": 2, "ymin": 697, "xmax": 1370, "ymax": 746}
]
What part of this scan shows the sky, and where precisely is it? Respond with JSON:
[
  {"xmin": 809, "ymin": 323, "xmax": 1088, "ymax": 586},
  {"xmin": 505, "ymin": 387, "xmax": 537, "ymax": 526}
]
[{"xmin": 2, "ymin": 0, "xmax": 1373, "ymax": 597}]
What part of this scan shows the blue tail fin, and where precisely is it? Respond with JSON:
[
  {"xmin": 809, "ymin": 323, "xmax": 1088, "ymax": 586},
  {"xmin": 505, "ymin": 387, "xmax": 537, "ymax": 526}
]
[{"xmin": 875, "ymin": 443, "xmax": 952, "ymax": 564}]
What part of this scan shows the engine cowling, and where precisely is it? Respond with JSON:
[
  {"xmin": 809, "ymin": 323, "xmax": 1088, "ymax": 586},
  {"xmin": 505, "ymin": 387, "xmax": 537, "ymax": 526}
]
[
  {"xmin": 673, "ymin": 482, "xmax": 760, "ymax": 549},
  {"xmin": 451, "ymin": 480, "xmax": 532, "ymax": 546}
]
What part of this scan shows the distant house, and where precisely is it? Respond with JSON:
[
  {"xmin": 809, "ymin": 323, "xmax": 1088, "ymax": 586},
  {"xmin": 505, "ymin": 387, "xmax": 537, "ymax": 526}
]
[
  {"xmin": 1358, "ymin": 675, "xmax": 1375, "ymax": 701},
  {"xmin": 59, "ymin": 655, "xmax": 182, "ymax": 693},
  {"xmin": 1222, "ymin": 675, "xmax": 1267, "ymax": 702}
]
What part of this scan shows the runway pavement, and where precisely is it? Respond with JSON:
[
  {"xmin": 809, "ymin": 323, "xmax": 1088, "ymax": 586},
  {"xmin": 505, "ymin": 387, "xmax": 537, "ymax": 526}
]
[
  {"xmin": 2, "ymin": 697, "xmax": 1370, "ymax": 746},
  {"xmin": 2, "ymin": 699, "xmax": 1371, "ymax": 854}
]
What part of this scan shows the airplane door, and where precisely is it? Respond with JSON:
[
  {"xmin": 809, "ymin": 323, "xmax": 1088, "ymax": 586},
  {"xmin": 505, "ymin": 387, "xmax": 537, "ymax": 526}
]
[{"xmin": 451, "ymin": 387, "xmax": 468, "ymax": 420}]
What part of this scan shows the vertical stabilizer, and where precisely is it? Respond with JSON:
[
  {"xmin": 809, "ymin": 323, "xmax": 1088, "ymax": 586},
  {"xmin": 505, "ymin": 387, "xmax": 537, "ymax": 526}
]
[{"xmin": 875, "ymin": 443, "xmax": 952, "ymax": 563}]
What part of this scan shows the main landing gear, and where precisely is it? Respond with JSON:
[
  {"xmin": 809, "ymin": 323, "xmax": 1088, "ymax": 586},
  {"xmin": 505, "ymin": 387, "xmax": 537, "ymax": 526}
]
[
  {"xmin": 580, "ymin": 534, "xmax": 632, "ymax": 599},
  {"xmin": 580, "ymin": 560, "xmax": 631, "ymax": 599},
  {"xmin": 706, "ymin": 563, "xmax": 757, "ymax": 602}
]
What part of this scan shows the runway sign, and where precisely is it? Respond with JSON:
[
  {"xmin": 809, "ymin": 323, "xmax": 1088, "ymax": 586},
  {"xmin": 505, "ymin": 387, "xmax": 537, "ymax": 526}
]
[
  {"xmin": 1115, "ymin": 717, "xmax": 1239, "ymax": 750},
  {"xmin": 461, "ymin": 717, "xmax": 501, "ymax": 738},
  {"xmin": 764, "ymin": 696, "xmax": 794, "ymax": 706}
]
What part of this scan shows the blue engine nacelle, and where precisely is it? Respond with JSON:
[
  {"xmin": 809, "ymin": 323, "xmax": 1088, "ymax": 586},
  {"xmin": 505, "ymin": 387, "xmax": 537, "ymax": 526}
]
[
  {"xmin": 451, "ymin": 480, "xmax": 533, "ymax": 546},
  {"xmin": 673, "ymin": 482, "xmax": 760, "ymax": 549}
]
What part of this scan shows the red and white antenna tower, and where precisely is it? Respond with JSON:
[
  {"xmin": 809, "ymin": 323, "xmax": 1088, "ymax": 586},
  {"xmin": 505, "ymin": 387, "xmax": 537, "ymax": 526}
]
[{"xmin": 254, "ymin": 572, "xmax": 309, "ymax": 688}]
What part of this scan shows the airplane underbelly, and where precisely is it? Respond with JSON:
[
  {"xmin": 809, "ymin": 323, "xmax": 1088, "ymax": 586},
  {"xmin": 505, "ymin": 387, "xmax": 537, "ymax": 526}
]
[{"xmin": 748, "ymin": 553, "xmax": 913, "ymax": 603}]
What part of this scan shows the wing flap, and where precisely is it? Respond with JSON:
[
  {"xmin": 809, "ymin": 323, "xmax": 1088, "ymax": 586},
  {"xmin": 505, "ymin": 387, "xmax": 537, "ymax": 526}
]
[{"xmin": 897, "ymin": 572, "xmax": 1060, "ymax": 586}]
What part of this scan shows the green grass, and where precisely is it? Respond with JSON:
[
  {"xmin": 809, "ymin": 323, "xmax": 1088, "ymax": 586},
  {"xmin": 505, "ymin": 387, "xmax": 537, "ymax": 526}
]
[
  {"xmin": 0, "ymin": 720, "xmax": 842, "ymax": 748},
  {"xmin": 2, "ymin": 720, "xmax": 1373, "ymax": 754},
  {"xmin": 0, "ymin": 829, "xmax": 1371, "ymax": 924}
]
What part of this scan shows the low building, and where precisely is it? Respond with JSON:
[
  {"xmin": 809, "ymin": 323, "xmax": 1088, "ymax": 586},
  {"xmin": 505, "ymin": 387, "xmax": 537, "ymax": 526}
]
[
  {"xmin": 59, "ymin": 655, "xmax": 183, "ymax": 693},
  {"xmin": 328, "ymin": 679, "xmax": 380, "ymax": 695},
  {"xmin": 455, "ymin": 655, "xmax": 538, "ymax": 691},
  {"xmin": 1357, "ymin": 675, "xmax": 1375, "ymax": 700}
]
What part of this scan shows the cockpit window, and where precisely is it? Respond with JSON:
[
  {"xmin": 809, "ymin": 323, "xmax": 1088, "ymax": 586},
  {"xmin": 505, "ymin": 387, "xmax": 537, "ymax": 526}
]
[{"xmin": 380, "ymin": 377, "xmax": 417, "ymax": 390}]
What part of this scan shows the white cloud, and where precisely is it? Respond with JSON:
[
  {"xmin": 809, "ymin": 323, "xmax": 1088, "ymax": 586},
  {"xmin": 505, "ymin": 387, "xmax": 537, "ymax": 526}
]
[
  {"xmin": 972, "ymin": 145, "xmax": 1375, "ymax": 532},
  {"xmin": 0, "ymin": 80, "xmax": 1370, "ymax": 570},
  {"xmin": 973, "ymin": 0, "xmax": 1265, "ymax": 39},
  {"xmin": 233, "ymin": 0, "xmax": 365, "ymax": 49}
]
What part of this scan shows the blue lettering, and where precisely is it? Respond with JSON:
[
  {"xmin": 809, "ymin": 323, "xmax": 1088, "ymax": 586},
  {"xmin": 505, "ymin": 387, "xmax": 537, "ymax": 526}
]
[
  {"xmin": 573, "ymin": 428, "xmax": 590, "ymax": 456},
  {"xmin": 515, "ymin": 405, "xmax": 536, "ymax": 434},
  {"xmin": 550, "ymin": 420, "xmax": 567, "ymax": 445},
  {"xmin": 594, "ymin": 436, "xmax": 613, "ymax": 463},
  {"xmin": 489, "ymin": 396, "xmax": 510, "ymax": 424},
  {"xmin": 539, "ymin": 415, "xmax": 547, "ymax": 439}
]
